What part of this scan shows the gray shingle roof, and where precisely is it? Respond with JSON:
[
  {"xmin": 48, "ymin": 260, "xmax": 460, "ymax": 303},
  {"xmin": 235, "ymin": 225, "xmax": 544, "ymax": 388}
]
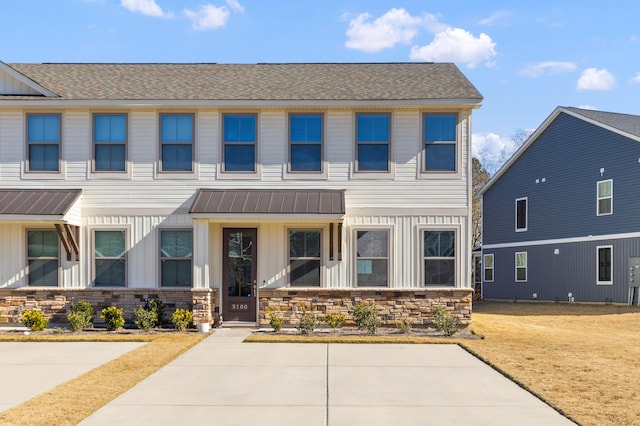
[
  {"xmin": 5, "ymin": 62, "xmax": 482, "ymax": 102},
  {"xmin": 564, "ymin": 107, "xmax": 640, "ymax": 138}
]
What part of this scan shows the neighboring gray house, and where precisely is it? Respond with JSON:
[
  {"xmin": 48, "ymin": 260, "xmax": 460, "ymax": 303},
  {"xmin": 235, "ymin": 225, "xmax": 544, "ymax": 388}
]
[
  {"xmin": 0, "ymin": 61, "xmax": 482, "ymax": 326},
  {"xmin": 481, "ymin": 106, "xmax": 640, "ymax": 304}
]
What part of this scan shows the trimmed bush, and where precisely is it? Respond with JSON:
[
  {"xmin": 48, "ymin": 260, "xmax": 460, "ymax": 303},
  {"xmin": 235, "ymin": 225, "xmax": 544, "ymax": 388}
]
[
  {"xmin": 324, "ymin": 312, "xmax": 346, "ymax": 331},
  {"xmin": 171, "ymin": 308, "xmax": 193, "ymax": 331},
  {"xmin": 68, "ymin": 300, "xmax": 94, "ymax": 331},
  {"xmin": 21, "ymin": 309, "xmax": 48, "ymax": 331},
  {"xmin": 395, "ymin": 318, "xmax": 412, "ymax": 334},
  {"xmin": 148, "ymin": 299, "xmax": 165, "ymax": 327},
  {"xmin": 101, "ymin": 306, "xmax": 125, "ymax": 331},
  {"xmin": 349, "ymin": 301, "xmax": 380, "ymax": 334},
  {"xmin": 268, "ymin": 310, "xmax": 284, "ymax": 332},
  {"xmin": 134, "ymin": 306, "xmax": 158, "ymax": 331},
  {"xmin": 296, "ymin": 308, "xmax": 317, "ymax": 334}
]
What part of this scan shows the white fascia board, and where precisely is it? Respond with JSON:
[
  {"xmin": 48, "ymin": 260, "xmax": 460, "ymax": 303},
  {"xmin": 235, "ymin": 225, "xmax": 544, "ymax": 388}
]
[
  {"xmin": 0, "ymin": 98, "xmax": 483, "ymax": 108},
  {"xmin": 0, "ymin": 62, "xmax": 59, "ymax": 98},
  {"xmin": 482, "ymin": 230, "xmax": 640, "ymax": 250}
]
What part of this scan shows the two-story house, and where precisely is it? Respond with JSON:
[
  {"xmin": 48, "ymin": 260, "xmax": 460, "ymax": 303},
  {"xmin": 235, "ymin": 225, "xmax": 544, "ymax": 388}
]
[
  {"xmin": 481, "ymin": 106, "xmax": 640, "ymax": 304},
  {"xmin": 0, "ymin": 61, "xmax": 482, "ymax": 326}
]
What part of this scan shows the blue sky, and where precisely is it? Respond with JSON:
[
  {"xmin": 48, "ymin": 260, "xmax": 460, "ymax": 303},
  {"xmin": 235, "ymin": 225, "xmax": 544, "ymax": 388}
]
[{"xmin": 3, "ymin": 0, "xmax": 640, "ymax": 173}]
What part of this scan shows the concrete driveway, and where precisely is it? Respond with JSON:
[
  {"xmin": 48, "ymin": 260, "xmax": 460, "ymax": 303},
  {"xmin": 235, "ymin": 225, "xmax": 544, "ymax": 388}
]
[{"xmin": 80, "ymin": 328, "xmax": 574, "ymax": 426}]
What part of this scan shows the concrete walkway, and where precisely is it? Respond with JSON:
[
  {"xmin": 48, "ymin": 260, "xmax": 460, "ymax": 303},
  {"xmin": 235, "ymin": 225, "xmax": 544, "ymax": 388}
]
[
  {"xmin": 0, "ymin": 341, "xmax": 144, "ymax": 413},
  {"xmin": 81, "ymin": 329, "xmax": 574, "ymax": 425}
]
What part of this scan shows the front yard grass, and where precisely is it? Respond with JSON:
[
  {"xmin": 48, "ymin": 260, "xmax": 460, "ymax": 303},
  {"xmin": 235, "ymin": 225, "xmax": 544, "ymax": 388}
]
[
  {"xmin": 465, "ymin": 301, "xmax": 640, "ymax": 426},
  {"xmin": 0, "ymin": 332, "xmax": 206, "ymax": 426}
]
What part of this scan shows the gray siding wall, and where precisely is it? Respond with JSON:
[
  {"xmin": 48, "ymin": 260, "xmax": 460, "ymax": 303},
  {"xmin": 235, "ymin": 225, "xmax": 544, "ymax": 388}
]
[
  {"xmin": 483, "ymin": 112, "xmax": 640, "ymax": 245},
  {"xmin": 483, "ymin": 237, "xmax": 638, "ymax": 303}
]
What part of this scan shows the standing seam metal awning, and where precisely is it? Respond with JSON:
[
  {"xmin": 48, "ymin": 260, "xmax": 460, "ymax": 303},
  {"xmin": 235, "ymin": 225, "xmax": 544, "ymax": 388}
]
[
  {"xmin": 0, "ymin": 189, "xmax": 82, "ymax": 261},
  {"xmin": 189, "ymin": 189, "xmax": 345, "ymax": 216}
]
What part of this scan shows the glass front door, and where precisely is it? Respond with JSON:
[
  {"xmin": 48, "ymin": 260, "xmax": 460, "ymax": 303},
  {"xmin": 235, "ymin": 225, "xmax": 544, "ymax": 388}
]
[{"xmin": 222, "ymin": 228, "xmax": 257, "ymax": 322}]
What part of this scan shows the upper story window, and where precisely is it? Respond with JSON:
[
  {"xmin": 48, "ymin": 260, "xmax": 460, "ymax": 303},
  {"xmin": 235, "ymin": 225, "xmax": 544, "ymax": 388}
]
[
  {"xmin": 289, "ymin": 229, "xmax": 322, "ymax": 287},
  {"xmin": 424, "ymin": 230, "xmax": 456, "ymax": 286},
  {"xmin": 94, "ymin": 114, "xmax": 127, "ymax": 172},
  {"xmin": 27, "ymin": 230, "xmax": 59, "ymax": 286},
  {"xmin": 424, "ymin": 113, "xmax": 457, "ymax": 172},
  {"xmin": 223, "ymin": 114, "xmax": 256, "ymax": 172},
  {"xmin": 356, "ymin": 113, "xmax": 390, "ymax": 172},
  {"xmin": 515, "ymin": 197, "xmax": 528, "ymax": 232},
  {"xmin": 597, "ymin": 179, "xmax": 612, "ymax": 216},
  {"xmin": 160, "ymin": 230, "xmax": 192, "ymax": 287},
  {"xmin": 160, "ymin": 114, "xmax": 193, "ymax": 172},
  {"xmin": 356, "ymin": 229, "xmax": 389, "ymax": 286},
  {"xmin": 27, "ymin": 114, "xmax": 60, "ymax": 172},
  {"xmin": 289, "ymin": 114, "xmax": 322, "ymax": 172}
]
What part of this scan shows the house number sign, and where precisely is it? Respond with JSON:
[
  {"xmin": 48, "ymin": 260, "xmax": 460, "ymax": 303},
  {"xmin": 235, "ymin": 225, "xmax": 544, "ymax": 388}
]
[{"xmin": 232, "ymin": 303, "xmax": 249, "ymax": 310}]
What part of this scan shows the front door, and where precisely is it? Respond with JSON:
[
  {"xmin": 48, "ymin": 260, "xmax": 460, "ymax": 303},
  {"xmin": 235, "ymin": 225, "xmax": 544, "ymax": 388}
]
[{"xmin": 222, "ymin": 228, "xmax": 257, "ymax": 322}]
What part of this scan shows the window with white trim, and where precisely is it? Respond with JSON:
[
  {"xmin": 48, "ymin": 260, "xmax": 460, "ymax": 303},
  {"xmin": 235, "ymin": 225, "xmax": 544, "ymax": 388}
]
[
  {"xmin": 160, "ymin": 230, "xmax": 192, "ymax": 287},
  {"xmin": 356, "ymin": 229, "xmax": 389, "ymax": 286},
  {"xmin": 515, "ymin": 252, "xmax": 527, "ymax": 282},
  {"xmin": 94, "ymin": 230, "xmax": 126, "ymax": 287},
  {"xmin": 27, "ymin": 114, "xmax": 61, "ymax": 172},
  {"xmin": 597, "ymin": 180, "xmax": 612, "ymax": 216},
  {"xmin": 597, "ymin": 245, "xmax": 613, "ymax": 285},
  {"xmin": 289, "ymin": 229, "xmax": 321, "ymax": 287},
  {"xmin": 223, "ymin": 114, "xmax": 256, "ymax": 172},
  {"xmin": 94, "ymin": 113, "xmax": 127, "ymax": 172},
  {"xmin": 423, "ymin": 230, "xmax": 456, "ymax": 286},
  {"xmin": 356, "ymin": 113, "xmax": 390, "ymax": 172},
  {"xmin": 423, "ymin": 113, "xmax": 457, "ymax": 171},
  {"xmin": 515, "ymin": 197, "xmax": 527, "ymax": 231},
  {"xmin": 27, "ymin": 230, "xmax": 59, "ymax": 286},
  {"xmin": 483, "ymin": 253, "xmax": 494, "ymax": 282},
  {"xmin": 160, "ymin": 114, "xmax": 194, "ymax": 172},
  {"xmin": 289, "ymin": 114, "xmax": 323, "ymax": 172}
]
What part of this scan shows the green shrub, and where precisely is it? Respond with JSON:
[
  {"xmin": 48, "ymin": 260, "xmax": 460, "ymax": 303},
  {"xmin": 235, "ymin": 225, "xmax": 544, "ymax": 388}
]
[
  {"xmin": 134, "ymin": 306, "xmax": 158, "ymax": 331},
  {"xmin": 431, "ymin": 305, "xmax": 458, "ymax": 336},
  {"xmin": 296, "ymin": 309, "xmax": 317, "ymax": 334},
  {"xmin": 148, "ymin": 299, "xmax": 165, "ymax": 327},
  {"xmin": 101, "ymin": 306, "xmax": 125, "ymax": 331},
  {"xmin": 21, "ymin": 309, "xmax": 48, "ymax": 331},
  {"xmin": 268, "ymin": 310, "xmax": 284, "ymax": 332},
  {"xmin": 171, "ymin": 309, "xmax": 193, "ymax": 331},
  {"xmin": 395, "ymin": 318, "xmax": 412, "ymax": 334},
  {"xmin": 349, "ymin": 301, "xmax": 380, "ymax": 334},
  {"xmin": 67, "ymin": 300, "xmax": 94, "ymax": 331},
  {"xmin": 324, "ymin": 312, "xmax": 346, "ymax": 331}
]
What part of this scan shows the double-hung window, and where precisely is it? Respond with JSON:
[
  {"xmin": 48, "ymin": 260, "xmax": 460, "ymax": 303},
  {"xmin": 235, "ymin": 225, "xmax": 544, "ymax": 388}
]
[
  {"xmin": 597, "ymin": 245, "xmax": 613, "ymax": 285},
  {"xmin": 94, "ymin": 230, "xmax": 126, "ymax": 287},
  {"xmin": 424, "ymin": 113, "xmax": 457, "ymax": 171},
  {"xmin": 160, "ymin": 230, "xmax": 193, "ymax": 287},
  {"xmin": 223, "ymin": 114, "xmax": 256, "ymax": 172},
  {"xmin": 356, "ymin": 113, "xmax": 389, "ymax": 172},
  {"xmin": 515, "ymin": 198, "xmax": 528, "ymax": 232},
  {"xmin": 94, "ymin": 114, "xmax": 126, "ymax": 172},
  {"xmin": 289, "ymin": 230, "xmax": 321, "ymax": 287},
  {"xmin": 27, "ymin": 230, "xmax": 59, "ymax": 286},
  {"xmin": 483, "ymin": 253, "xmax": 494, "ymax": 282},
  {"xmin": 289, "ymin": 114, "xmax": 322, "ymax": 172},
  {"xmin": 597, "ymin": 180, "xmax": 612, "ymax": 216},
  {"xmin": 515, "ymin": 252, "xmax": 527, "ymax": 282},
  {"xmin": 424, "ymin": 230, "xmax": 456, "ymax": 286},
  {"xmin": 27, "ymin": 114, "xmax": 60, "ymax": 172},
  {"xmin": 356, "ymin": 229, "xmax": 389, "ymax": 286},
  {"xmin": 160, "ymin": 114, "xmax": 193, "ymax": 172}
]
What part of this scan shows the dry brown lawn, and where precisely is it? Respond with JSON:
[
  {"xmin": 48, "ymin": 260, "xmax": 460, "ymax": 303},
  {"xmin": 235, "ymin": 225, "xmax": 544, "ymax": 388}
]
[
  {"xmin": 0, "ymin": 332, "xmax": 206, "ymax": 426},
  {"xmin": 466, "ymin": 301, "xmax": 640, "ymax": 426}
]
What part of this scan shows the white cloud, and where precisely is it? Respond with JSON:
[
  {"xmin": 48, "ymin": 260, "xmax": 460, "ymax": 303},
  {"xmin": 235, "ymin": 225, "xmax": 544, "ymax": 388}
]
[
  {"xmin": 630, "ymin": 72, "xmax": 640, "ymax": 84},
  {"xmin": 576, "ymin": 68, "xmax": 615, "ymax": 90},
  {"xmin": 519, "ymin": 61, "xmax": 577, "ymax": 77},
  {"xmin": 345, "ymin": 8, "xmax": 426, "ymax": 52},
  {"xmin": 184, "ymin": 4, "xmax": 231, "ymax": 30},
  {"xmin": 226, "ymin": 0, "xmax": 244, "ymax": 13},
  {"xmin": 120, "ymin": 0, "xmax": 173, "ymax": 18},
  {"xmin": 476, "ymin": 10, "xmax": 512, "ymax": 26},
  {"xmin": 410, "ymin": 27, "xmax": 496, "ymax": 68},
  {"xmin": 472, "ymin": 130, "xmax": 535, "ymax": 174},
  {"xmin": 578, "ymin": 105, "xmax": 598, "ymax": 110}
]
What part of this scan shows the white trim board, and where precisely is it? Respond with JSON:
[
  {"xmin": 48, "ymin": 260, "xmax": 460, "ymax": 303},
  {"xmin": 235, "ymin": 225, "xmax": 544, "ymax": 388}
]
[{"xmin": 483, "ymin": 231, "xmax": 640, "ymax": 249}]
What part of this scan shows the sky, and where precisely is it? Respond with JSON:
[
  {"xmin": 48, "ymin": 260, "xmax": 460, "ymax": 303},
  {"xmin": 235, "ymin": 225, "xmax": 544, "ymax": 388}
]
[{"xmin": 3, "ymin": 0, "xmax": 640, "ymax": 173}]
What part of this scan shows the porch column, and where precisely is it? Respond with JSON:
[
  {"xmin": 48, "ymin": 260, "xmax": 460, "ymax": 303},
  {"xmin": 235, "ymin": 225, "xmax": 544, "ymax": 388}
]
[{"xmin": 192, "ymin": 219, "xmax": 210, "ymax": 289}]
